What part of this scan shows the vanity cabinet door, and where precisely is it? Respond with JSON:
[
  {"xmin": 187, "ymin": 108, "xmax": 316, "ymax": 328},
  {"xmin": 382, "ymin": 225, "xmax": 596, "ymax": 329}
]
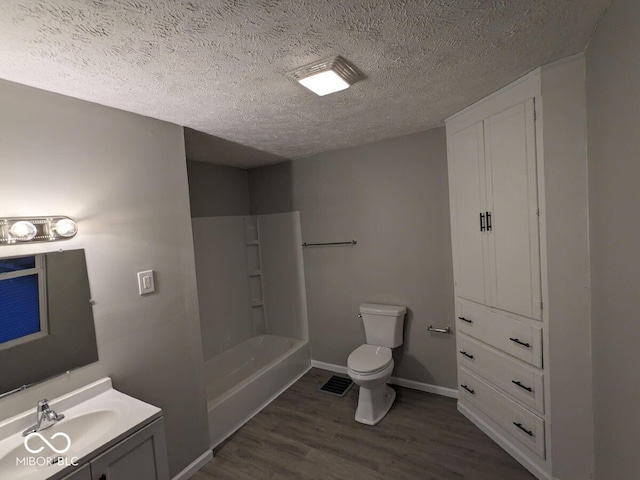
[
  {"xmin": 90, "ymin": 418, "xmax": 169, "ymax": 480},
  {"xmin": 61, "ymin": 464, "xmax": 91, "ymax": 480}
]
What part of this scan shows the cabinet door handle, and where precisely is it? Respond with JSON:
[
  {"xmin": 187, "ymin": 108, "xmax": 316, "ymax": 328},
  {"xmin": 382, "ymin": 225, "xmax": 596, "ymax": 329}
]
[
  {"xmin": 512, "ymin": 380, "xmax": 533, "ymax": 392},
  {"xmin": 513, "ymin": 422, "xmax": 534, "ymax": 437},
  {"xmin": 459, "ymin": 351, "xmax": 474, "ymax": 359},
  {"xmin": 486, "ymin": 211, "xmax": 492, "ymax": 231},
  {"xmin": 458, "ymin": 316, "xmax": 473, "ymax": 324},
  {"xmin": 509, "ymin": 337, "xmax": 531, "ymax": 348},
  {"xmin": 461, "ymin": 384, "xmax": 475, "ymax": 394},
  {"xmin": 480, "ymin": 212, "xmax": 485, "ymax": 231}
]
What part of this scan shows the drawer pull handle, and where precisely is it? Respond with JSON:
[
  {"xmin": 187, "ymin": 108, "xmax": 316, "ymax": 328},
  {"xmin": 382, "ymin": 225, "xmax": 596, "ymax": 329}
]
[
  {"xmin": 461, "ymin": 384, "xmax": 475, "ymax": 394},
  {"xmin": 509, "ymin": 337, "xmax": 531, "ymax": 348},
  {"xmin": 458, "ymin": 316, "xmax": 473, "ymax": 324},
  {"xmin": 512, "ymin": 380, "xmax": 533, "ymax": 392},
  {"xmin": 513, "ymin": 422, "xmax": 534, "ymax": 437},
  {"xmin": 459, "ymin": 351, "xmax": 474, "ymax": 359}
]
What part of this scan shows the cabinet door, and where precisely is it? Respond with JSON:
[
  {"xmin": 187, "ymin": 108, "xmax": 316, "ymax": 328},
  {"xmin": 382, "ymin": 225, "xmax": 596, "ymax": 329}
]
[
  {"xmin": 448, "ymin": 122, "xmax": 489, "ymax": 304},
  {"xmin": 484, "ymin": 100, "xmax": 542, "ymax": 320},
  {"xmin": 90, "ymin": 419, "xmax": 170, "ymax": 480},
  {"xmin": 61, "ymin": 464, "xmax": 91, "ymax": 480}
]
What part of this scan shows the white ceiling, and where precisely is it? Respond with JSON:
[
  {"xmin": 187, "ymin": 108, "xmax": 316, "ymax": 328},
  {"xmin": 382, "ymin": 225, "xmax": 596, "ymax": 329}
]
[{"xmin": 0, "ymin": 0, "xmax": 609, "ymax": 166}]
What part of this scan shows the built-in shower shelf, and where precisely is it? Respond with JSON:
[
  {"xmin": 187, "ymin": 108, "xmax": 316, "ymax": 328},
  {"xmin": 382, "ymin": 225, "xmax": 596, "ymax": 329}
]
[
  {"xmin": 246, "ymin": 240, "xmax": 260, "ymax": 245},
  {"xmin": 251, "ymin": 301, "xmax": 264, "ymax": 307},
  {"xmin": 249, "ymin": 270, "xmax": 262, "ymax": 277}
]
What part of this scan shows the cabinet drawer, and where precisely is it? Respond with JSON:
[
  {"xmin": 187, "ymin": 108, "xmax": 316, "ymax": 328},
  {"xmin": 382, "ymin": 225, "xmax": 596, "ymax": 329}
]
[
  {"xmin": 459, "ymin": 367, "xmax": 545, "ymax": 458},
  {"xmin": 456, "ymin": 301, "xmax": 542, "ymax": 367},
  {"xmin": 458, "ymin": 334, "xmax": 544, "ymax": 414}
]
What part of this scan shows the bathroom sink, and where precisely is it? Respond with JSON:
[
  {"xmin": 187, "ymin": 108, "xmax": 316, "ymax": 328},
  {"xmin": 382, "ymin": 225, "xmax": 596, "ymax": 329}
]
[
  {"xmin": 0, "ymin": 378, "xmax": 161, "ymax": 480},
  {"xmin": 52, "ymin": 409, "xmax": 120, "ymax": 451},
  {"xmin": 0, "ymin": 410, "xmax": 119, "ymax": 479}
]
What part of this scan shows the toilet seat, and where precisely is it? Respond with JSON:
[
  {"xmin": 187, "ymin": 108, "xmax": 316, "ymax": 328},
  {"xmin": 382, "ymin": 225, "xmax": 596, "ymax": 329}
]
[{"xmin": 347, "ymin": 345, "xmax": 392, "ymax": 375}]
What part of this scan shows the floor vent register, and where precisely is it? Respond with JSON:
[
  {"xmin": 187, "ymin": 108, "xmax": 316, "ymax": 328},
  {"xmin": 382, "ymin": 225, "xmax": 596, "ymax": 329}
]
[{"xmin": 318, "ymin": 375, "xmax": 354, "ymax": 397}]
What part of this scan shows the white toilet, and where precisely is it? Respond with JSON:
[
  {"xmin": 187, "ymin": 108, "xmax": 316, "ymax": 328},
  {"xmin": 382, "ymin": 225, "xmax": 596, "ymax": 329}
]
[{"xmin": 347, "ymin": 303, "xmax": 406, "ymax": 426}]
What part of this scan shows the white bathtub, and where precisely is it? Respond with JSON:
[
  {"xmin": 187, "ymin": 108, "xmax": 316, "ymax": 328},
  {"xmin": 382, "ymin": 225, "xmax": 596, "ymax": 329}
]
[{"xmin": 204, "ymin": 334, "xmax": 310, "ymax": 448}]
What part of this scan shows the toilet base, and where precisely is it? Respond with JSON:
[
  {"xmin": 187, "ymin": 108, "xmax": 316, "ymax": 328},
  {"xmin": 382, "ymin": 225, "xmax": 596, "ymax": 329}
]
[{"xmin": 354, "ymin": 384, "xmax": 396, "ymax": 426}]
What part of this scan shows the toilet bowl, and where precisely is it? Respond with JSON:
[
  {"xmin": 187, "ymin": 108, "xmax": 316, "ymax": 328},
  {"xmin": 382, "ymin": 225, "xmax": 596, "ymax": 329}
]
[
  {"xmin": 347, "ymin": 303, "xmax": 406, "ymax": 426},
  {"xmin": 347, "ymin": 344, "xmax": 396, "ymax": 425}
]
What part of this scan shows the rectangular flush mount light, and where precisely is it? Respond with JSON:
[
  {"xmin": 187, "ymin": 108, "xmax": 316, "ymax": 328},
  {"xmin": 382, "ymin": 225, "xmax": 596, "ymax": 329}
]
[
  {"xmin": 0, "ymin": 216, "xmax": 78, "ymax": 245},
  {"xmin": 291, "ymin": 56, "xmax": 363, "ymax": 96}
]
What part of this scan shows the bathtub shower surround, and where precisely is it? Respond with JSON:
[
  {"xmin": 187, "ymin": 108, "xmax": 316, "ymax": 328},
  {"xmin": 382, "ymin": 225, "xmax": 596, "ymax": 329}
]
[
  {"xmin": 203, "ymin": 335, "xmax": 309, "ymax": 447},
  {"xmin": 191, "ymin": 211, "xmax": 310, "ymax": 447},
  {"xmin": 258, "ymin": 213, "xmax": 308, "ymax": 341},
  {"xmin": 192, "ymin": 215, "xmax": 256, "ymax": 360}
]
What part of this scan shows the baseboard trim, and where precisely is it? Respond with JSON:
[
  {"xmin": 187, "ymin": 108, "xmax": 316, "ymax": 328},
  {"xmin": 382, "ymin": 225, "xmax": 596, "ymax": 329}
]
[
  {"xmin": 389, "ymin": 376, "xmax": 458, "ymax": 399},
  {"xmin": 172, "ymin": 449, "xmax": 214, "ymax": 480},
  {"xmin": 310, "ymin": 360, "xmax": 458, "ymax": 399},
  {"xmin": 311, "ymin": 360, "xmax": 348, "ymax": 375},
  {"xmin": 210, "ymin": 365, "xmax": 312, "ymax": 450},
  {"xmin": 458, "ymin": 402, "xmax": 551, "ymax": 480}
]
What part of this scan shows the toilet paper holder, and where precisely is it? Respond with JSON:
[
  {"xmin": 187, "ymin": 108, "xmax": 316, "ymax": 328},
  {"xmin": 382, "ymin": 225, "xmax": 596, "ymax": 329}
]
[{"xmin": 427, "ymin": 325, "xmax": 452, "ymax": 334}]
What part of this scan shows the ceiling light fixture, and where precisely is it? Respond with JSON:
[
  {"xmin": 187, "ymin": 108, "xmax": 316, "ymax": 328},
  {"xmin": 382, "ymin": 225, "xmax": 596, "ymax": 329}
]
[
  {"xmin": 290, "ymin": 56, "xmax": 364, "ymax": 96},
  {"xmin": 0, "ymin": 216, "xmax": 78, "ymax": 245}
]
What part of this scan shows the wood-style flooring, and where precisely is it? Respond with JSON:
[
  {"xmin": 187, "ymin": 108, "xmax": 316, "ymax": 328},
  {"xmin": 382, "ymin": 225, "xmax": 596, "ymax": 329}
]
[{"xmin": 194, "ymin": 368, "xmax": 535, "ymax": 480}]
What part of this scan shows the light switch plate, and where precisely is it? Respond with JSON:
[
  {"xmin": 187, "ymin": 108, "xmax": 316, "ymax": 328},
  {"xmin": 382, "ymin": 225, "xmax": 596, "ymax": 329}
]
[{"xmin": 137, "ymin": 270, "xmax": 155, "ymax": 295}]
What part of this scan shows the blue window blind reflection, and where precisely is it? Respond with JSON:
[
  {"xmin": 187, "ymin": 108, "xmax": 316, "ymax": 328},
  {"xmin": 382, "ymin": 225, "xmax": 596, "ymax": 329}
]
[
  {"xmin": 0, "ymin": 274, "xmax": 41, "ymax": 344},
  {"xmin": 0, "ymin": 256, "xmax": 36, "ymax": 273}
]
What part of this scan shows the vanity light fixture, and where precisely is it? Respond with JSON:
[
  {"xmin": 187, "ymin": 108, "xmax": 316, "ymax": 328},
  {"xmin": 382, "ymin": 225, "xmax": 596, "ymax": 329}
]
[
  {"xmin": 290, "ymin": 56, "xmax": 364, "ymax": 96},
  {"xmin": 0, "ymin": 216, "xmax": 78, "ymax": 245},
  {"xmin": 53, "ymin": 218, "xmax": 78, "ymax": 238},
  {"xmin": 9, "ymin": 221, "xmax": 37, "ymax": 242}
]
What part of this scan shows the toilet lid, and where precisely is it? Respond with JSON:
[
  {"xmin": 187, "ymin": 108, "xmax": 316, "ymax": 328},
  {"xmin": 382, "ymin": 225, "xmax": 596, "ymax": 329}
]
[{"xmin": 348, "ymin": 345, "xmax": 392, "ymax": 374}]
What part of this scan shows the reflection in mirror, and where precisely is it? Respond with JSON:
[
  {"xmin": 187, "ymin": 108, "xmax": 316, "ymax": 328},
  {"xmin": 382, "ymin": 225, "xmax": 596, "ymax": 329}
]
[
  {"xmin": 0, "ymin": 254, "xmax": 48, "ymax": 350},
  {"xmin": 0, "ymin": 249, "xmax": 98, "ymax": 396}
]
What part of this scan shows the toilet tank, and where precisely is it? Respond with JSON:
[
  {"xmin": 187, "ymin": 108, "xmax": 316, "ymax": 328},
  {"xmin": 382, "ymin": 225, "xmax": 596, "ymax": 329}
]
[{"xmin": 360, "ymin": 303, "xmax": 406, "ymax": 348}]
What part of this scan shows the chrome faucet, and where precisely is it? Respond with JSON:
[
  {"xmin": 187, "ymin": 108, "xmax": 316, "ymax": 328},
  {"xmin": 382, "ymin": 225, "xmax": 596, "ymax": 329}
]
[{"xmin": 22, "ymin": 399, "xmax": 65, "ymax": 436}]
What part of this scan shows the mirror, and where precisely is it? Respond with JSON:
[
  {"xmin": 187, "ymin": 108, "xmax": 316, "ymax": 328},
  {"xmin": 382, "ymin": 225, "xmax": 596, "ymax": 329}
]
[{"xmin": 0, "ymin": 249, "xmax": 98, "ymax": 396}]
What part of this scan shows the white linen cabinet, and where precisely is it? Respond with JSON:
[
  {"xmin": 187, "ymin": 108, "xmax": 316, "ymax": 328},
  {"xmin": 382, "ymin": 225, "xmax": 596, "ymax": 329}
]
[
  {"xmin": 446, "ymin": 55, "xmax": 593, "ymax": 480},
  {"xmin": 448, "ymin": 99, "xmax": 541, "ymax": 321}
]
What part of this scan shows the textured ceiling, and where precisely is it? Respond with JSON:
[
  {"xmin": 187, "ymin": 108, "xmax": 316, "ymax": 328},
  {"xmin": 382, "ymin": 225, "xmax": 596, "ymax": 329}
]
[
  {"xmin": 184, "ymin": 127, "xmax": 286, "ymax": 168},
  {"xmin": 0, "ymin": 0, "xmax": 609, "ymax": 166}
]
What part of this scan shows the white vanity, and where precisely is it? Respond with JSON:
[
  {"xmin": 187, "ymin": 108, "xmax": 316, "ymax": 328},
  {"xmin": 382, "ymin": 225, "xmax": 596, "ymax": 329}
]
[{"xmin": 0, "ymin": 378, "xmax": 169, "ymax": 480}]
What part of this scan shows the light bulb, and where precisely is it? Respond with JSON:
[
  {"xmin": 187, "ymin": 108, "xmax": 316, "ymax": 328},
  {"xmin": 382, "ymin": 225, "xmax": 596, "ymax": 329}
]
[
  {"xmin": 9, "ymin": 221, "xmax": 37, "ymax": 241},
  {"xmin": 54, "ymin": 218, "xmax": 78, "ymax": 238}
]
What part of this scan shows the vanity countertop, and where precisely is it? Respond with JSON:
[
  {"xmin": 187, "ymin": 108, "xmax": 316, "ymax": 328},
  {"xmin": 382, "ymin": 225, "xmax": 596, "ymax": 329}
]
[{"xmin": 0, "ymin": 378, "xmax": 162, "ymax": 480}]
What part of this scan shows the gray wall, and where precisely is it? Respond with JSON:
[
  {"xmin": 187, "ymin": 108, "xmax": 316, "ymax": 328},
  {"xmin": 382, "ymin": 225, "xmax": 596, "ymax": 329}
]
[
  {"xmin": 586, "ymin": 0, "xmax": 640, "ymax": 478},
  {"xmin": 249, "ymin": 128, "xmax": 457, "ymax": 389},
  {"xmin": 187, "ymin": 160, "xmax": 250, "ymax": 217},
  {"xmin": 541, "ymin": 55, "xmax": 594, "ymax": 480},
  {"xmin": 0, "ymin": 79, "xmax": 209, "ymax": 477}
]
